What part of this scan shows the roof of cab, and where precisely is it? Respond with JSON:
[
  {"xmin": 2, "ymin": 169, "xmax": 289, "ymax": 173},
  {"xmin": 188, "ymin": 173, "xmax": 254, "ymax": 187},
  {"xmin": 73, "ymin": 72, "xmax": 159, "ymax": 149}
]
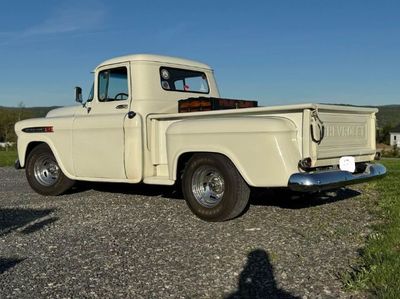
[{"xmin": 97, "ymin": 54, "xmax": 212, "ymax": 70}]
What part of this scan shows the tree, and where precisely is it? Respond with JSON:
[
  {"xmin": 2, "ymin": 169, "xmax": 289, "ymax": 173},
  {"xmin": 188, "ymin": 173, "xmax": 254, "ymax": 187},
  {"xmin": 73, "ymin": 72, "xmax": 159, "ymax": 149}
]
[
  {"xmin": 16, "ymin": 102, "xmax": 32, "ymax": 121},
  {"xmin": 0, "ymin": 109, "xmax": 17, "ymax": 145},
  {"xmin": 377, "ymin": 124, "xmax": 393, "ymax": 144},
  {"xmin": 0, "ymin": 104, "xmax": 32, "ymax": 149}
]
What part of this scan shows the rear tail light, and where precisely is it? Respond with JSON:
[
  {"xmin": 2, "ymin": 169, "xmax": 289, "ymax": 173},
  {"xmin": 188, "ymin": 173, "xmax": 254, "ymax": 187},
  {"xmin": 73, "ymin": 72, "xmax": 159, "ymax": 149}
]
[{"xmin": 298, "ymin": 157, "xmax": 312, "ymax": 170}]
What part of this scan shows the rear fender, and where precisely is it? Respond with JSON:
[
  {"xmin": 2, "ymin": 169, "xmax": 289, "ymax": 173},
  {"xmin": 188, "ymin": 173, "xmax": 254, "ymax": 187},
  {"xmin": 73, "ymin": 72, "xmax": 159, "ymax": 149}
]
[{"xmin": 166, "ymin": 117, "xmax": 301, "ymax": 187}]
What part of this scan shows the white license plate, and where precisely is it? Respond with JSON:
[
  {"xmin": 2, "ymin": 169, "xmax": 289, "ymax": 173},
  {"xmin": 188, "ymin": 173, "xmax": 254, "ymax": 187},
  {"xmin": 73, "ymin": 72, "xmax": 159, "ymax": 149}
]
[{"xmin": 339, "ymin": 156, "xmax": 355, "ymax": 173}]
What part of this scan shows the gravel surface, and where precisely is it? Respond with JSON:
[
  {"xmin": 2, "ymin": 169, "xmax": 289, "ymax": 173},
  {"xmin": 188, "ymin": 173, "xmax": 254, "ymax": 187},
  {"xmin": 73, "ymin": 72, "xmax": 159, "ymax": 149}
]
[{"xmin": 0, "ymin": 167, "xmax": 377, "ymax": 298}]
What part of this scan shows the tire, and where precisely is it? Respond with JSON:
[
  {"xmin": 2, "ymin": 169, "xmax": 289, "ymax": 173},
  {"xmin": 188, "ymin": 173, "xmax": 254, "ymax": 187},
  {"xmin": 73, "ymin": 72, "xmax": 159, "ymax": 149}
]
[
  {"xmin": 25, "ymin": 144, "xmax": 75, "ymax": 196},
  {"xmin": 182, "ymin": 153, "xmax": 250, "ymax": 222}
]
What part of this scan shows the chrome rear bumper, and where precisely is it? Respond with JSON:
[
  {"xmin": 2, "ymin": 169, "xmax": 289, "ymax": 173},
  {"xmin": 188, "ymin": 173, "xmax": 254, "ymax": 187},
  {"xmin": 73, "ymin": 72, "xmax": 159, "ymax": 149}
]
[{"xmin": 288, "ymin": 163, "xmax": 386, "ymax": 192}]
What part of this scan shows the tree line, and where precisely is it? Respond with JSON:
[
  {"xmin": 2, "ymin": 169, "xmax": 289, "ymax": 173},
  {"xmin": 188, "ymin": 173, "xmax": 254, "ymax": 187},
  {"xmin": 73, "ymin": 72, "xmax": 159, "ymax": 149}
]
[
  {"xmin": 377, "ymin": 124, "xmax": 398, "ymax": 145},
  {"xmin": 0, "ymin": 104, "xmax": 33, "ymax": 143}
]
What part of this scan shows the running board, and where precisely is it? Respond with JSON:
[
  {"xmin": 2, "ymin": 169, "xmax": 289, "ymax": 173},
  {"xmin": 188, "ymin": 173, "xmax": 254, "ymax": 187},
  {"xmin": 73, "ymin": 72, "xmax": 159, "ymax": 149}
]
[{"xmin": 143, "ymin": 176, "xmax": 175, "ymax": 185}]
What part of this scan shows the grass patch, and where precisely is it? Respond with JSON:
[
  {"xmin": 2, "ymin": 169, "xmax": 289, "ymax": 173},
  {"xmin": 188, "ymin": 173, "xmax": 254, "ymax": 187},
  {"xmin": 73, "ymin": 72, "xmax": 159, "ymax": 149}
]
[
  {"xmin": 344, "ymin": 158, "xmax": 400, "ymax": 297},
  {"xmin": 0, "ymin": 149, "xmax": 18, "ymax": 167}
]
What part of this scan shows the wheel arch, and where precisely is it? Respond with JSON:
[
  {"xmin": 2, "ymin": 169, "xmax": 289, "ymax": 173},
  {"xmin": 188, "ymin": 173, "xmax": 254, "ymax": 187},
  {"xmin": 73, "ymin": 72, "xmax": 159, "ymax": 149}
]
[
  {"xmin": 172, "ymin": 150, "xmax": 253, "ymax": 186},
  {"xmin": 175, "ymin": 152, "xmax": 195, "ymax": 181},
  {"xmin": 25, "ymin": 141, "xmax": 45, "ymax": 165},
  {"xmin": 175, "ymin": 151, "xmax": 242, "ymax": 182},
  {"xmin": 21, "ymin": 140, "xmax": 74, "ymax": 180}
]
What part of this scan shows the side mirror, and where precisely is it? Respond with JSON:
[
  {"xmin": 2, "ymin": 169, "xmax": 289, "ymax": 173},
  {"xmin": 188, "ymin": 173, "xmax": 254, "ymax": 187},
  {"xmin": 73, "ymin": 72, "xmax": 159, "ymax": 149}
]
[{"xmin": 75, "ymin": 86, "xmax": 83, "ymax": 103}]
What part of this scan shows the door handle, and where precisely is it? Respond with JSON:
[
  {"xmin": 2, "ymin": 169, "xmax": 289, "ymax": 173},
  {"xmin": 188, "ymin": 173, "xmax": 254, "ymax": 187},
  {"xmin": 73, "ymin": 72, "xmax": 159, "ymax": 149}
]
[{"xmin": 115, "ymin": 104, "xmax": 128, "ymax": 109}]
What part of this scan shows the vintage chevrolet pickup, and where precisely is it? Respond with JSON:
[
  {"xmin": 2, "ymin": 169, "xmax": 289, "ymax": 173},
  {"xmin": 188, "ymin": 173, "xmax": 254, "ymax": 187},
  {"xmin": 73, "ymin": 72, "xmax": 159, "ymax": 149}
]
[{"xmin": 15, "ymin": 54, "xmax": 386, "ymax": 221}]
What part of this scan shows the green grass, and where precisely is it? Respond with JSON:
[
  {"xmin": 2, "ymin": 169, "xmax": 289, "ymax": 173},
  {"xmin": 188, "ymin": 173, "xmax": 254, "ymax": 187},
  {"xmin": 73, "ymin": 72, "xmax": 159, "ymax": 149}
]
[
  {"xmin": 344, "ymin": 158, "xmax": 400, "ymax": 298},
  {"xmin": 0, "ymin": 149, "xmax": 18, "ymax": 167}
]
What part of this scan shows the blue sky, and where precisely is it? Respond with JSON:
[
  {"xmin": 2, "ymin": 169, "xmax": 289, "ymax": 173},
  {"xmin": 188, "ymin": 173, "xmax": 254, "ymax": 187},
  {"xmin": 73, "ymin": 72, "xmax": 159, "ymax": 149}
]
[{"xmin": 0, "ymin": 0, "xmax": 399, "ymax": 107}]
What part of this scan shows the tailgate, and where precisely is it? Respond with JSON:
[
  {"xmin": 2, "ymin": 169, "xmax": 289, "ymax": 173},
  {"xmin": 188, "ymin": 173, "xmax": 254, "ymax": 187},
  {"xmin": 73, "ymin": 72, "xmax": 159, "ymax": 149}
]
[{"xmin": 306, "ymin": 105, "xmax": 377, "ymax": 167}]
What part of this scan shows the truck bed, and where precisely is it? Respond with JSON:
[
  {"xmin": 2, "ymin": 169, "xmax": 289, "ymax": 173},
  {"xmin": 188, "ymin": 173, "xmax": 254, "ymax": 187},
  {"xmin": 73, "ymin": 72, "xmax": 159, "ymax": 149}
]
[{"xmin": 148, "ymin": 103, "xmax": 377, "ymax": 169}]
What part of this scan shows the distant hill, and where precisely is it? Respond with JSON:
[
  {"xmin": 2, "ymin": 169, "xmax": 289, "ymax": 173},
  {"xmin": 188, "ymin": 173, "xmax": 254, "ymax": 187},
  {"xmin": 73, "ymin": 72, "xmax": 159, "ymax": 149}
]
[
  {"xmin": 0, "ymin": 106, "xmax": 60, "ymax": 118},
  {"xmin": 373, "ymin": 105, "xmax": 400, "ymax": 128},
  {"xmin": 325, "ymin": 104, "xmax": 400, "ymax": 128}
]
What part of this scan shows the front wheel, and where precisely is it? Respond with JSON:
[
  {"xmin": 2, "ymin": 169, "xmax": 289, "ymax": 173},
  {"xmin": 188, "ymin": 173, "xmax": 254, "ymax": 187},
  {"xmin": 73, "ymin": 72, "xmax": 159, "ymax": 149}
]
[
  {"xmin": 25, "ymin": 144, "xmax": 75, "ymax": 196},
  {"xmin": 182, "ymin": 153, "xmax": 250, "ymax": 222}
]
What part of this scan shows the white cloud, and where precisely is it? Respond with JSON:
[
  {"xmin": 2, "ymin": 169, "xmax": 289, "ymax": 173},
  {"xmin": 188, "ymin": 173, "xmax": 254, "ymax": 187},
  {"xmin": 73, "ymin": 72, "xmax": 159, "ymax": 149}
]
[
  {"xmin": 0, "ymin": 1, "xmax": 106, "ymax": 45},
  {"xmin": 25, "ymin": 4, "xmax": 105, "ymax": 36}
]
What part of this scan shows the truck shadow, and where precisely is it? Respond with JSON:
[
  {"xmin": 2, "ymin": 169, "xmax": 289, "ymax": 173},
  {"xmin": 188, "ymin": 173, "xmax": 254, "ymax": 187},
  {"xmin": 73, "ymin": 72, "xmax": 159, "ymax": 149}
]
[
  {"xmin": 225, "ymin": 249, "xmax": 300, "ymax": 299},
  {"xmin": 0, "ymin": 208, "xmax": 57, "ymax": 237},
  {"xmin": 80, "ymin": 181, "xmax": 360, "ymax": 210},
  {"xmin": 77, "ymin": 181, "xmax": 182, "ymax": 199},
  {"xmin": 249, "ymin": 188, "xmax": 361, "ymax": 210}
]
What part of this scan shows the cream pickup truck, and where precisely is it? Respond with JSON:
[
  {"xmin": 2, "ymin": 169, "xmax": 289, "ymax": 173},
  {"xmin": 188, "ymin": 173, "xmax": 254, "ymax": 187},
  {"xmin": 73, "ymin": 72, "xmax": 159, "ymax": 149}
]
[{"xmin": 15, "ymin": 54, "xmax": 386, "ymax": 221}]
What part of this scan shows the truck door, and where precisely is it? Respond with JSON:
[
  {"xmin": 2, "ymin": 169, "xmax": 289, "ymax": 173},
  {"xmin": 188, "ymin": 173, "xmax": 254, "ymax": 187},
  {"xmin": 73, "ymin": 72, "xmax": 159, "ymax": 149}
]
[{"xmin": 72, "ymin": 63, "xmax": 131, "ymax": 179}]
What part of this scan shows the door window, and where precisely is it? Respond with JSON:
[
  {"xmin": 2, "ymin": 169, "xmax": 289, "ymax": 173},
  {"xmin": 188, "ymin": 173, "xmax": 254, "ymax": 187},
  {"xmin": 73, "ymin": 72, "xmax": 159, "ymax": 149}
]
[{"xmin": 98, "ymin": 67, "xmax": 129, "ymax": 102}]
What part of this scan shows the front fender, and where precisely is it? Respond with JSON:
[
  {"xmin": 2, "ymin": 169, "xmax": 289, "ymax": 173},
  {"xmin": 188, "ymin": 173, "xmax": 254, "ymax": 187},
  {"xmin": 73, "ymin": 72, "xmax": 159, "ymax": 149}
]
[
  {"xmin": 166, "ymin": 116, "xmax": 301, "ymax": 187},
  {"xmin": 15, "ymin": 118, "xmax": 75, "ymax": 179}
]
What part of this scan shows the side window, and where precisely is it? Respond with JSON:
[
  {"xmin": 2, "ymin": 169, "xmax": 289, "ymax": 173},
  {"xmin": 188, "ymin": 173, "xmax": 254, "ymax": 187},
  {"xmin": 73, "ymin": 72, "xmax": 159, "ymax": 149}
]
[
  {"xmin": 160, "ymin": 67, "xmax": 209, "ymax": 94},
  {"xmin": 98, "ymin": 67, "xmax": 129, "ymax": 102}
]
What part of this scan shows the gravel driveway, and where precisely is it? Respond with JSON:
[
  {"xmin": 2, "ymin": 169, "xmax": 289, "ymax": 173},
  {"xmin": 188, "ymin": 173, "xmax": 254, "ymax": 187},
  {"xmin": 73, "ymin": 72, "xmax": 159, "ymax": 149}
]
[{"xmin": 0, "ymin": 167, "xmax": 376, "ymax": 298}]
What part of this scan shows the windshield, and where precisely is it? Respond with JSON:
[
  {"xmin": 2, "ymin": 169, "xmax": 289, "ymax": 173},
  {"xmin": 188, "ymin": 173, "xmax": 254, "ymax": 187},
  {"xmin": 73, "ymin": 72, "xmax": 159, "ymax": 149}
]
[{"xmin": 87, "ymin": 83, "xmax": 94, "ymax": 102}]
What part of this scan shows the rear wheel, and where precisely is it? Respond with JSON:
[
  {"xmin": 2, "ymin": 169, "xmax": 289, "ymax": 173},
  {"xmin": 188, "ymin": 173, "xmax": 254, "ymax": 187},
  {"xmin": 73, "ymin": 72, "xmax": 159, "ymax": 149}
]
[
  {"xmin": 26, "ymin": 144, "xmax": 75, "ymax": 196},
  {"xmin": 182, "ymin": 153, "xmax": 250, "ymax": 221}
]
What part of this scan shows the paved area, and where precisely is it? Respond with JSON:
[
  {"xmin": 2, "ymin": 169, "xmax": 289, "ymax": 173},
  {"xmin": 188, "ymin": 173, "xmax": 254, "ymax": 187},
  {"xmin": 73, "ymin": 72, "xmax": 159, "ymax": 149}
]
[{"xmin": 0, "ymin": 167, "xmax": 376, "ymax": 298}]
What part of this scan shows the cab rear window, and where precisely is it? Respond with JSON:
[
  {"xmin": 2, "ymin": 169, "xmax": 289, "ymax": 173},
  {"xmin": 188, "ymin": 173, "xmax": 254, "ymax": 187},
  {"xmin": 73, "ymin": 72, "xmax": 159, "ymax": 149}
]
[{"xmin": 160, "ymin": 67, "xmax": 209, "ymax": 94}]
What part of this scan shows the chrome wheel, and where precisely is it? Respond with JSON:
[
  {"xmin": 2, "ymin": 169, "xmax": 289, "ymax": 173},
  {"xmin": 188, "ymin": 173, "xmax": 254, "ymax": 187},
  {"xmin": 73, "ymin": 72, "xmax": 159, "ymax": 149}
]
[
  {"xmin": 192, "ymin": 166, "xmax": 225, "ymax": 208},
  {"xmin": 33, "ymin": 156, "xmax": 60, "ymax": 186}
]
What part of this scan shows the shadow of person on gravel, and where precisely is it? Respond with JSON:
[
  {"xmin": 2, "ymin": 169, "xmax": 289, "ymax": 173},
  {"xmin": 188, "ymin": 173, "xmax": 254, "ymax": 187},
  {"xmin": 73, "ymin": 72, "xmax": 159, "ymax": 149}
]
[
  {"xmin": 0, "ymin": 208, "xmax": 56, "ymax": 236},
  {"xmin": 226, "ymin": 249, "xmax": 299, "ymax": 299},
  {"xmin": 249, "ymin": 188, "xmax": 361, "ymax": 210}
]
